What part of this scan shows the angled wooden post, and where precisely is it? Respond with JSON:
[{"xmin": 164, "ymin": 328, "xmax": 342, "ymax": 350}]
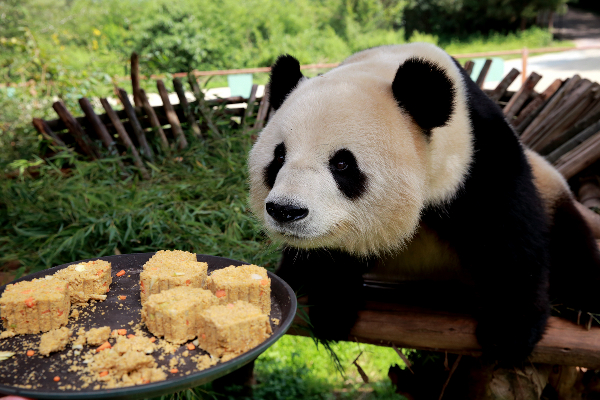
[
  {"xmin": 503, "ymin": 72, "xmax": 542, "ymax": 120},
  {"xmin": 173, "ymin": 77, "xmax": 202, "ymax": 138},
  {"xmin": 117, "ymin": 88, "xmax": 154, "ymax": 161},
  {"xmin": 242, "ymin": 84, "xmax": 259, "ymax": 134},
  {"xmin": 78, "ymin": 97, "xmax": 127, "ymax": 171},
  {"xmin": 475, "ymin": 59, "xmax": 492, "ymax": 89},
  {"xmin": 188, "ymin": 72, "xmax": 221, "ymax": 138},
  {"xmin": 138, "ymin": 88, "xmax": 170, "ymax": 151},
  {"xmin": 131, "ymin": 52, "xmax": 142, "ymax": 107},
  {"xmin": 488, "ymin": 69, "xmax": 520, "ymax": 103},
  {"xmin": 463, "ymin": 60, "xmax": 474, "ymax": 76},
  {"xmin": 52, "ymin": 101, "xmax": 100, "ymax": 159},
  {"xmin": 32, "ymin": 118, "xmax": 67, "ymax": 148},
  {"xmin": 157, "ymin": 79, "xmax": 187, "ymax": 149},
  {"xmin": 100, "ymin": 98, "xmax": 151, "ymax": 180},
  {"xmin": 254, "ymin": 83, "xmax": 271, "ymax": 131}
]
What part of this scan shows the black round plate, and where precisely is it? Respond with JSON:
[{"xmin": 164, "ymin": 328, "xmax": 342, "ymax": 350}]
[{"xmin": 0, "ymin": 253, "xmax": 296, "ymax": 400}]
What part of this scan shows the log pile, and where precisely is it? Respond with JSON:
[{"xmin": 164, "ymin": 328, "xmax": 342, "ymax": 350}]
[{"xmin": 31, "ymin": 53, "xmax": 272, "ymax": 179}]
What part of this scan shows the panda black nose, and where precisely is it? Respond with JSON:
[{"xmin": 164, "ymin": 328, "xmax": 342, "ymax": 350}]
[{"xmin": 266, "ymin": 202, "xmax": 308, "ymax": 223}]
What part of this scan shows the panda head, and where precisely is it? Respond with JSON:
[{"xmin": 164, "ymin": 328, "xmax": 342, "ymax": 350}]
[{"xmin": 248, "ymin": 43, "xmax": 473, "ymax": 255}]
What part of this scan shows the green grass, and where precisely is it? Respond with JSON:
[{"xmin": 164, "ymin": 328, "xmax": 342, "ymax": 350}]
[{"xmin": 151, "ymin": 336, "xmax": 406, "ymax": 400}]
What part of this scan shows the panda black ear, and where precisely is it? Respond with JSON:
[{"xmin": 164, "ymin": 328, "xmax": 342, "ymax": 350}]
[
  {"xmin": 392, "ymin": 57, "xmax": 455, "ymax": 135},
  {"xmin": 269, "ymin": 54, "xmax": 304, "ymax": 111}
]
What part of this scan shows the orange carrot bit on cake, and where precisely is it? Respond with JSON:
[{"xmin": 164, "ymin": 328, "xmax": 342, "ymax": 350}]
[{"xmin": 96, "ymin": 342, "xmax": 111, "ymax": 352}]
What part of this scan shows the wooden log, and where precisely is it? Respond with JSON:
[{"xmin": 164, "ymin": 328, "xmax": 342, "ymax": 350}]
[
  {"xmin": 52, "ymin": 101, "xmax": 100, "ymax": 159},
  {"xmin": 173, "ymin": 77, "xmax": 202, "ymax": 139},
  {"xmin": 131, "ymin": 52, "xmax": 142, "ymax": 107},
  {"xmin": 521, "ymin": 75, "xmax": 581, "ymax": 143},
  {"xmin": 475, "ymin": 59, "xmax": 492, "ymax": 89},
  {"xmin": 157, "ymin": 79, "xmax": 187, "ymax": 150},
  {"xmin": 513, "ymin": 79, "xmax": 562, "ymax": 133},
  {"xmin": 32, "ymin": 118, "xmax": 67, "ymax": 148},
  {"xmin": 579, "ymin": 176, "xmax": 600, "ymax": 209},
  {"xmin": 503, "ymin": 72, "xmax": 542, "ymax": 120},
  {"xmin": 78, "ymin": 97, "xmax": 126, "ymax": 170},
  {"xmin": 463, "ymin": 60, "xmax": 474, "ymax": 76},
  {"xmin": 541, "ymin": 109, "xmax": 600, "ymax": 156},
  {"xmin": 100, "ymin": 98, "xmax": 151, "ymax": 180},
  {"xmin": 254, "ymin": 83, "xmax": 271, "ymax": 131},
  {"xmin": 117, "ymin": 88, "xmax": 154, "ymax": 161},
  {"xmin": 288, "ymin": 301, "xmax": 600, "ymax": 369},
  {"xmin": 488, "ymin": 68, "xmax": 520, "ymax": 102},
  {"xmin": 546, "ymin": 119, "xmax": 600, "ymax": 164},
  {"xmin": 188, "ymin": 72, "xmax": 221, "ymax": 138},
  {"xmin": 529, "ymin": 80, "xmax": 595, "ymax": 151},
  {"xmin": 242, "ymin": 84, "xmax": 259, "ymax": 134},
  {"xmin": 554, "ymin": 129, "xmax": 600, "ymax": 180},
  {"xmin": 138, "ymin": 88, "xmax": 170, "ymax": 151}
]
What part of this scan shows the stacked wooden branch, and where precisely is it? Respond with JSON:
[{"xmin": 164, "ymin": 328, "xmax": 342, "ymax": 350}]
[
  {"xmin": 31, "ymin": 53, "xmax": 273, "ymax": 179},
  {"xmin": 474, "ymin": 61, "xmax": 600, "ymax": 183}
]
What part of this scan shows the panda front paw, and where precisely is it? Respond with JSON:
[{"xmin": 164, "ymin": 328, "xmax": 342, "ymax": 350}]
[
  {"xmin": 309, "ymin": 303, "xmax": 357, "ymax": 342},
  {"xmin": 475, "ymin": 314, "xmax": 546, "ymax": 365}
]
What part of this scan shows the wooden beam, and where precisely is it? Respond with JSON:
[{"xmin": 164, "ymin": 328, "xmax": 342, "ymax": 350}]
[
  {"xmin": 157, "ymin": 79, "xmax": 187, "ymax": 150},
  {"xmin": 488, "ymin": 68, "xmax": 520, "ymax": 102},
  {"xmin": 289, "ymin": 301, "xmax": 600, "ymax": 369},
  {"xmin": 554, "ymin": 129, "xmax": 600, "ymax": 179},
  {"xmin": 117, "ymin": 88, "xmax": 154, "ymax": 161},
  {"xmin": 173, "ymin": 77, "xmax": 202, "ymax": 139},
  {"xmin": 100, "ymin": 98, "xmax": 151, "ymax": 180},
  {"xmin": 52, "ymin": 101, "xmax": 100, "ymax": 159},
  {"xmin": 475, "ymin": 59, "xmax": 492, "ymax": 88},
  {"xmin": 138, "ymin": 88, "xmax": 170, "ymax": 151}
]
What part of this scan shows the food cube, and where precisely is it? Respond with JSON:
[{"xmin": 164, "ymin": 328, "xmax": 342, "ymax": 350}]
[
  {"xmin": 0, "ymin": 278, "xmax": 70, "ymax": 334},
  {"xmin": 53, "ymin": 259, "xmax": 112, "ymax": 303},
  {"xmin": 205, "ymin": 265, "xmax": 271, "ymax": 314}
]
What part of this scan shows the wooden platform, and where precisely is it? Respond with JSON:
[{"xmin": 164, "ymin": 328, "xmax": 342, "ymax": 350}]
[{"xmin": 289, "ymin": 299, "xmax": 600, "ymax": 369}]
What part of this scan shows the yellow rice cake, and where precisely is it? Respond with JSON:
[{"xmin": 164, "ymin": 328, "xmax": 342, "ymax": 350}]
[
  {"xmin": 86, "ymin": 326, "xmax": 111, "ymax": 346},
  {"xmin": 140, "ymin": 251, "xmax": 208, "ymax": 304},
  {"xmin": 205, "ymin": 265, "xmax": 271, "ymax": 314},
  {"xmin": 39, "ymin": 327, "xmax": 71, "ymax": 356},
  {"xmin": 142, "ymin": 287, "xmax": 218, "ymax": 344},
  {"xmin": 196, "ymin": 301, "xmax": 272, "ymax": 358},
  {"xmin": 53, "ymin": 260, "xmax": 112, "ymax": 303},
  {"xmin": 0, "ymin": 278, "xmax": 70, "ymax": 334}
]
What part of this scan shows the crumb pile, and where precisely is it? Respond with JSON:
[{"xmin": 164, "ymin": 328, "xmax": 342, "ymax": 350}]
[
  {"xmin": 39, "ymin": 327, "xmax": 71, "ymax": 356},
  {"xmin": 206, "ymin": 265, "xmax": 271, "ymax": 314},
  {"xmin": 0, "ymin": 278, "xmax": 70, "ymax": 334},
  {"xmin": 140, "ymin": 250, "xmax": 208, "ymax": 304},
  {"xmin": 142, "ymin": 287, "xmax": 218, "ymax": 344},
  {"xmin": 81, "ymin": 335, "xmax": 166, "ymax": 389}
]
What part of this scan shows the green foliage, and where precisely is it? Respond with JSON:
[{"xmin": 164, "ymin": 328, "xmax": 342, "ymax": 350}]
[
  {"xmin": 403, "ymin": 0, "xmax": 570, "ymax": 39},
  {"xmin": 0, "ymin": 128, "xmax": 280, "ymax": 274}
]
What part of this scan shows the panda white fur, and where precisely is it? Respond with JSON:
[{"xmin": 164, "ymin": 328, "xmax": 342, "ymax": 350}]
[{"xmin": 248, "ymin": 43, "xmax": 600, "ymax": 362}]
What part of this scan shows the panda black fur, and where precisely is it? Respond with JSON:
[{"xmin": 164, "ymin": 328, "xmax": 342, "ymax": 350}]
[{"xmin": 248, "ymin": 43, "xmax": 600, "ymax": 362}]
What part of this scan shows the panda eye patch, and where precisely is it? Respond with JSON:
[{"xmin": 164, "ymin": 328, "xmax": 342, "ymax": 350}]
[
  {"xmin": 329, "ymin": 149, "xmax": 367, "ymax": 200},
  {"xmin": 264, "ymin": 142, "xmax": 286, "ymax": 189}
]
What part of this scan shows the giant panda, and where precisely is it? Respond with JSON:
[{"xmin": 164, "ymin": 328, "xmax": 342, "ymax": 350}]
[{"xmin": 247, "ymin": 43, "xmax": 600, "ymax": 362}]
